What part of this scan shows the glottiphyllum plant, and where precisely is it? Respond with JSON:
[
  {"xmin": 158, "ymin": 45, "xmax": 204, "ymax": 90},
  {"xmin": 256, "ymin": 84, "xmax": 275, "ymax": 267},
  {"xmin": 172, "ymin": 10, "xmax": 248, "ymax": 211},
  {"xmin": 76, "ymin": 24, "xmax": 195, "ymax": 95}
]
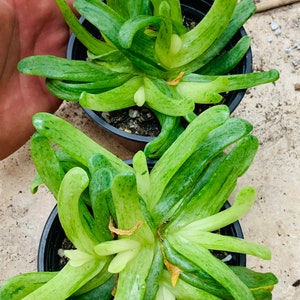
[
  {"xmin": 0, "ymin": 105, "xmax": 278, "ymax": 299},
  {"xmin": 17, "ymin": 0, "xmax": 279, "ymax": 158}
]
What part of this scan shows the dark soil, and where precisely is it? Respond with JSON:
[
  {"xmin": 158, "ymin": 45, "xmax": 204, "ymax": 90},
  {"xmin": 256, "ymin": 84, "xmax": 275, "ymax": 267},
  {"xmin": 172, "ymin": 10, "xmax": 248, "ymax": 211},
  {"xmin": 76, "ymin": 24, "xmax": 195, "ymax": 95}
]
[
  {"xmin": 58, "ymin": 237, "xmax": 76, "ymax": 269},
  {"xmin": 96, "ymin": 102, "xmax": 219, "ymax": 137},
  {"xmin": 97, "ymin": 107, "xmax": 161, "ymax": 137}
]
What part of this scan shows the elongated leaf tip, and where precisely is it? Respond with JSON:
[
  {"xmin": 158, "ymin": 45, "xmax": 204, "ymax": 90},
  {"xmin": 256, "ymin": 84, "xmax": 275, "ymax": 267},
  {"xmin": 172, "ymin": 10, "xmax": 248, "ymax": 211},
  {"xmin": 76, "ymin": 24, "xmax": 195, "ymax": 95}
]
[
  {"xmin": 64, "ymin": 249, "xmax": 95, "ymax": 267},
  {"xmin": 94, "ymin": 239, "xmax": 140, "ymax": 256},
  {"xmin": 32, "ymin": 112, "xmax": 50, "ymax": 131},
  {"xmin": 270, "ymin": 69, "xmax": 280, "ymax": 80},
  {"xmin": 108, "ymin": 248, "xmax": 139, "ymax": 273},
  {"xmin": 235, "ymin": 186, "xmax": 256, "ymax": 203}
]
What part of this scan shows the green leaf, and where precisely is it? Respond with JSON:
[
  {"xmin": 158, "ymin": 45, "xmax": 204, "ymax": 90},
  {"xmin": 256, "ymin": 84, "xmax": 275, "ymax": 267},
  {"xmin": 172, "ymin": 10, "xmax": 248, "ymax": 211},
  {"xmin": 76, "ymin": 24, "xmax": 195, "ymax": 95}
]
[
  {"xmin": 55, "ymin": 149, "xmax": 89, "ymax": 176},
  {"xmin": 167, "ymin": 0, "xmax": 256, "ymax": 76},
  {"xmin": 0, "ymin": 272, "xmax": 56, "ymax": 300},
  {"xmin": 166, "ymin": 235, "xmax": 255, "ymax": 300},
  {"xmin": 197, "ymin": 35, "xmax": 252, "ymax": 75},
  {"xmin": 159, "ymin": 270, "xmax": 222, "ymax": 300},
  {"xmin": 22, "ymin": 260, "xmax": 105, "ymax": 300},
  {"xmin": 119, "ymin": 15, "xmax": 161, "ymax": 49},
  {"xmin": 148, "ymin": 105, "xmax": 230, "ymax": 210},
  {"xmin": 107, "ymin": 0, "xmax": 152, "ymax": 18},
  {"xmin": 56, "ymin": 0, "xmax": 113, "ymax": 55},
  {"xmin": 79, "ymin": 76, "xmax": 143, "ymax": 111},
  {"xmin": 46, "ymin": 73, "xmax": 133, "ymax": 102},
  {"xmin": 74, "ymin": 0, "xmax": 165, "ymax": 77},
  {"xmin": 132, "ymin": 151, "xmax": 151, "ymax": 202},
  {"xmin": 222, "ymin": 69, "xmax": 280, "ymax": 91},
  {"xmin": 95, "ymin": 239, "xmax": 140, "ymax": 256},
  {"xmin": 71, "ymin": 258, "xmax": 113, "ymax": 296},
  {"xmin": 180, "ymin": 186, "xmax": 256, "ymax": 233},
  {"xmin": 184, "ymin": 231, "xmax": 271, "ymax": 260},
  {"xmin": 154, "ymin": 1, "xmax": 175, "ymax": 68},
  {"xmin": 30, "ymin": 173, "xmax": 43, "ymax": 194},
  {"xmin": 152, "ymin": 117, "xmax": 253, "ymax": 225},
  {"xmin": 180, "ymin": 266, "xmax": 277, "ymax": 300},
  {"xmin": 57, "ymin": 167, "xmax": 99, "ymax": 254},
  {"xmin": 114, "ymin": 246, "xmax": 154, "ymax": 300},
  {"xmin": 176, "ymin": 77, "xmax": 229, "ymax": 104},
  {"xmin": 32, "ymin": 113, "xmax": 131, "ymax": 173},
  {"xmin": 30, "ymin": 133, "xmax": 92, "ymax": 209},
  {"xmin": 70, "ymin": 274, "xmax": 116, "ymax": 300},
  {"xmin": 143, "ymin": 241, "xmax": 164, "ymax": 299},
  {"xmin": 181, "ymin": 69, "xmax": 280, "ymax": 93},
  {"xmin": 144, "ymin": 77, "xmax": 194, "ymax": 116},
  {"xmin": 111, "ymin": 172, "xmax": 154, "ymax": 244},
  {"xmin": 108, "ymin": 248, "xmax": 140, "ymax": 273},
  {"xmin": 163, "ymin": 0, "xmax": 237, "ymax": 69},
  {"xmin": 89, "ymin": 168, "xmax": 115, "ymax": 242},
  {"xmin": 230, "ymin": 266, "xmax": 278, "ymax": 291},
  {"xmin": 18, "ymin": 56, "xmax": 118, "ymax": 82},
  {"xmin": 30, "ymin": 133, "xmax": 65, "ymax": 198},
  {"xmin": 144, "ymin": 113, "xmax": 184, "ymax": 159},
  {"xmin": 167, "ymin": 135, "xmax": 258, "ymax": 229},
  {"xmin": 151, "ymin": 0, "xmax": 182, "ymax": 24},
  {"xmin": 74, "ymin": 0, "xmax": 124, "ymax": 47},
  {"xmin": 88, "ymin": 50, "xmax": 139, "ymax": 74}
]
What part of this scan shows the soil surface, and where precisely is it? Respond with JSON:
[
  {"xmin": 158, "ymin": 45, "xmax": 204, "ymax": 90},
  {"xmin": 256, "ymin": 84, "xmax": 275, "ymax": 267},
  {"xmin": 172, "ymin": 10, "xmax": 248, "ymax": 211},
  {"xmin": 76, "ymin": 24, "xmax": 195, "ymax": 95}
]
[
  {"xmin": 1, "ymin": 2, "xmax": 300, "ymax": 300},
  {"xmin": 99, "ymin": 107, "xmax": 161, "ymax": 136}
]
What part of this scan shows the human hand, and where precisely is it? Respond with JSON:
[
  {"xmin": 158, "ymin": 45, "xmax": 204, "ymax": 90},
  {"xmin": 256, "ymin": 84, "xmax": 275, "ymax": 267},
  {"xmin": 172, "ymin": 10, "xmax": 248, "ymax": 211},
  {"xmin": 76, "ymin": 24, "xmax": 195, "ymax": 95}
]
[{"xmin": 0, "ymin": 0, "xmax": 75, "ymax": 160}]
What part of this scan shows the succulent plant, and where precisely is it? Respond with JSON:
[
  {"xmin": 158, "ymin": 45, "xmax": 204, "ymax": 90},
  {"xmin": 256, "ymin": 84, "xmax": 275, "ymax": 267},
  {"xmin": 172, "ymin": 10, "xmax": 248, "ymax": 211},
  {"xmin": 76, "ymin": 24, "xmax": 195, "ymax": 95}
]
[
  {"xmin": 0, "ymin": 106, "xmax": 278, "ymax": 299},
  {"xmin": 18, "ymin": 0, "xmax": 279, "ymax": 159}
]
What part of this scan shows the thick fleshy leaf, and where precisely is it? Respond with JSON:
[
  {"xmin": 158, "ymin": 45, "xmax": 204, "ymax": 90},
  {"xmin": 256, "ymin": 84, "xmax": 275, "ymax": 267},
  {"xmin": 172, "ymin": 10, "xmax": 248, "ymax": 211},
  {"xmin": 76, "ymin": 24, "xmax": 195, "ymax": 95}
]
[
  {"xmin": 160, "ymin": 0, "xmax": 237, "ymax": 69},
  {"xmin": 144, "ymin": 77, "xmax": 194, "ymax": 116},
  {"xmin": 79, "ymin": 76, "xmax": 143, "ymax": 111}
]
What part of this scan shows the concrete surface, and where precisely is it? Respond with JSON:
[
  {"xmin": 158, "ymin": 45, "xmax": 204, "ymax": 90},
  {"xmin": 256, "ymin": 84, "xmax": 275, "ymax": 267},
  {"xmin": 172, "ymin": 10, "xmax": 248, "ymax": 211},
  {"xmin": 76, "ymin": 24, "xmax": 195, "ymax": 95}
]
[{"xmin": 0, "ymin": 3, "xmax": 300, "ymax": 299}]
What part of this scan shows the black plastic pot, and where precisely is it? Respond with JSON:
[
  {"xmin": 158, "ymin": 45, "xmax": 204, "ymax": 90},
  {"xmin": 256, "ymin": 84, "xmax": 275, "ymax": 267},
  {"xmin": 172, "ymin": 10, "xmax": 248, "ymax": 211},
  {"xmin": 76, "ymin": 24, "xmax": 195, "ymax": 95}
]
[
  {"xmin": 67, "ymin": 0, "xmax": 252, "ymax": 152},
  {"xmin": 66, "ymin": 0, "xmax": 252, "ymax": 152}
]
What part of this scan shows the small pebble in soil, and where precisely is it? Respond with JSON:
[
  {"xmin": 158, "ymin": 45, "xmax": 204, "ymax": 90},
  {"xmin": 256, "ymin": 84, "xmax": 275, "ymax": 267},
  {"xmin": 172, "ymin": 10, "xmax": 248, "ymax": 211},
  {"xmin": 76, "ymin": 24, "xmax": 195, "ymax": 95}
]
[
  {"xmin": 269, "ymin": 21, "xmax": 282, "ymax": 36},
  {"xmin": 128, "ymin": 108, "xmax": 140, "ymax": 119},
  {"xmin": 267, "ymin": 35, "xmax": 273, "ymax": 43},
  {"xmin": 292, "ymin": 60, "xmax": 299, "ymax": 67},
  {"xmin": 57, "ymin": 237, "xmax": 76, "ymax": 268},
  {"xmin": 285, "ymin": 48, "xmax": 295, "ymax": 57},
  {"xmin": 274, "ymin": 28, "xmax": 282, "ymax": 36},
  {"xmin": 270, "ymin": 21, "xmax": 279, "ymax": 31},
  {"xmin": 293, "ymin": 42, "xmax": 300, "ymax": 50},
  {"xmin": 98, "ymin": 107, "xmax": 161, "ymax": 137}
]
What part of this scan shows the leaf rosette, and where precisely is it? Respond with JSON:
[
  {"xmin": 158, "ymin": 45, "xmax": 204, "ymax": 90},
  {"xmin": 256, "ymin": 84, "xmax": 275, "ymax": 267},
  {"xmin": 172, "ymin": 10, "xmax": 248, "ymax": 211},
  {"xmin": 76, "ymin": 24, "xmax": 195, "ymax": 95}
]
[
  {"xmin": 0, "ymin": 106, "xmax": 278, "ymax": 299},
  {"xmin": 17, "ymin": 0, "xmax": 280, "ymax": 158}
]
